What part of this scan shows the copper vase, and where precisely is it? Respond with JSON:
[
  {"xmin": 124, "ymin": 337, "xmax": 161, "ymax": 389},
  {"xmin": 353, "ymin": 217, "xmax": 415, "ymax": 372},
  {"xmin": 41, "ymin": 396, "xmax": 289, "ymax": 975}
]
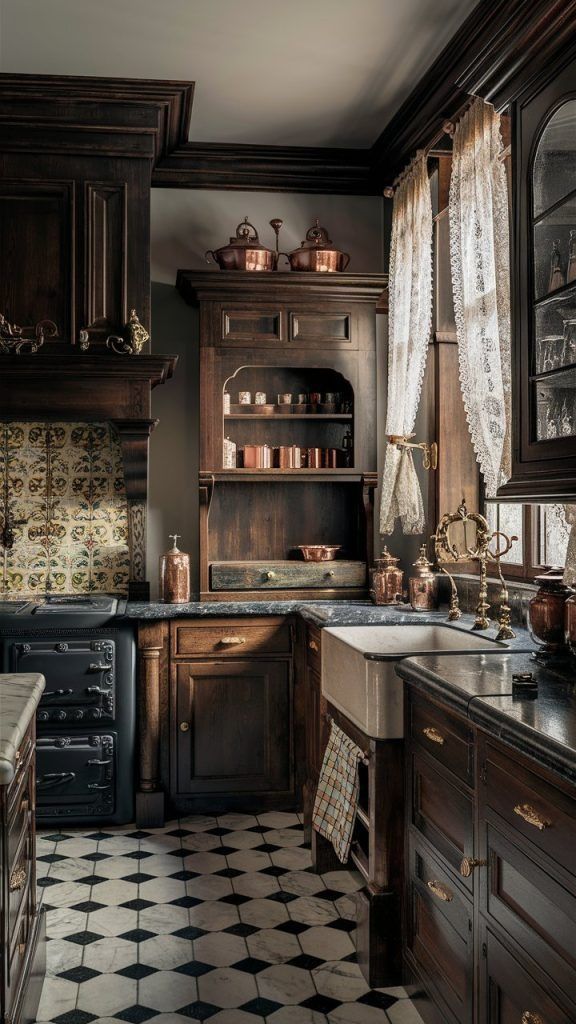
[
  {"xmin": 160, "ymin": 536, "xmax": 191, "ymax": 604},
  {"xmin": 528, "ymin": 569, "xmax": 572, "ymax": 653}
]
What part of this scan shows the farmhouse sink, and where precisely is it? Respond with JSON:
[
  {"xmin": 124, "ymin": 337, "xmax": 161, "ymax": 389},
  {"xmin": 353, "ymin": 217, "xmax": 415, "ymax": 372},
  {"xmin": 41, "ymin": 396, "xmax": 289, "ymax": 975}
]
[{"xmin": 321, "ymin": 623, "xmax": 510, "ymax": 740}]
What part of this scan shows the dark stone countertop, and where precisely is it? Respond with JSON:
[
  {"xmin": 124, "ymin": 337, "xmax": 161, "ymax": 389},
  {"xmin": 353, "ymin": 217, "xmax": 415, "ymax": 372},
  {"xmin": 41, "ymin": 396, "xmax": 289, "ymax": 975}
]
[{"xmin": 396, "ymin": 652, "xmax": 576, "ymax": 786}]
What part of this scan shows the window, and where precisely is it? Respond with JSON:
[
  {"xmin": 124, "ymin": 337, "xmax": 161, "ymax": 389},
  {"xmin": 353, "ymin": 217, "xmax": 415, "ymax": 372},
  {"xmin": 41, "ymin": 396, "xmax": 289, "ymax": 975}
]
[{"xmin": 484, "ymin": 502, "xmax": 570, "ymax": 579}]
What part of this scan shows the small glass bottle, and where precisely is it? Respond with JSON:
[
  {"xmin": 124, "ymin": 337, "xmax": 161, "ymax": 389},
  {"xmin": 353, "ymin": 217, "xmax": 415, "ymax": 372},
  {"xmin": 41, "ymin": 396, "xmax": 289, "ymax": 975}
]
[
  {"xmin": 549, "ymin": 239, "xmax": 565, "ymax": 292},
  {"xmin": 342, "ymin": 429, "xmax": 353, "ymax": 467}
]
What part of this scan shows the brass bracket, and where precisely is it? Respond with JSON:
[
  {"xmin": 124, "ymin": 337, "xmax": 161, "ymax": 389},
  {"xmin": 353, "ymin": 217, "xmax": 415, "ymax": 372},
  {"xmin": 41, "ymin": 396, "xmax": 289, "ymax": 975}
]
[{"xmin": 388, "ymin": 434, "xmax": 438, "ymax": 470}]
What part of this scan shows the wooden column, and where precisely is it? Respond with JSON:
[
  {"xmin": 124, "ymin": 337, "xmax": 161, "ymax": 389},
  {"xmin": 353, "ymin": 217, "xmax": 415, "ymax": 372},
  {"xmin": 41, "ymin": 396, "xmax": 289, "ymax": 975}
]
[{"xmin": 136, "ymin": 621, "xmax": 168, "ymax": 827}]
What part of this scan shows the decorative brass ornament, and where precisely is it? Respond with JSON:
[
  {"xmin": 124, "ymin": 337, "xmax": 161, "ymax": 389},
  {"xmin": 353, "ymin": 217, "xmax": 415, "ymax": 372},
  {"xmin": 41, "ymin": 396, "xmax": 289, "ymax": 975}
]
[
  {"xmin": 388, "ymin": 434, "xmax": 438, "ymax": 470},
  {"xmin": 0, "ymin": 311, "xmax": 58, "ymax": 354},
  {"xmin": 513, "ymin": 802, "xmax": 551, "ymax": 831},
  {"xmin": 106, "ymin": 309, "xmax": 150, "ymax": 355}
]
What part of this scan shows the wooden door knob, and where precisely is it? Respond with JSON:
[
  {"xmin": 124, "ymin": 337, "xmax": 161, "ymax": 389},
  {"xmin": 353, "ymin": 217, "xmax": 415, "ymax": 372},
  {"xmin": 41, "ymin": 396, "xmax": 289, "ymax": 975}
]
[{"xmin": 459, "ymin": 857, "xmax": 487, "ymax": 877}]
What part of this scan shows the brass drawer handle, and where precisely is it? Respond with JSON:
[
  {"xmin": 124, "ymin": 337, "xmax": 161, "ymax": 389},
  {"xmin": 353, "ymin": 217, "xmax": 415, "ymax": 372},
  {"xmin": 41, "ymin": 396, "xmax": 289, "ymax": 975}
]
[
  {"xmin": 180, "ymin": 722, "xmax": 190, "ymax": 732},
  {"xmin": 427, "ymin": 879, "xmax": 453, "ymax": 902},
  {"xmin": 521, "ymin": 1014, "xmax": 544, "ymax": 1024},
  {"xmin": 460, "ymin": 857, "xmax": 487, "ymax": 877},
  {"xmin": 219, "ymin": 636, "xmax": 247, "ymax": 646},
  {"xmin": 264, "ymin": 570, "xmax": 277, "ymax": 581},
  {"xmin": 309, "ymin": 639, "xmax": 319, "ymax": 652},
  {"xmin": 422, "ymin": 727, "xmax": 444, "ymax": 746},
  {"xmin": 514, "ymin": 803, "xmax": 551, "ymax": 831},
  {"xmin": 10, "ymin": 865, "xmax": 27, "ymax": 892}
]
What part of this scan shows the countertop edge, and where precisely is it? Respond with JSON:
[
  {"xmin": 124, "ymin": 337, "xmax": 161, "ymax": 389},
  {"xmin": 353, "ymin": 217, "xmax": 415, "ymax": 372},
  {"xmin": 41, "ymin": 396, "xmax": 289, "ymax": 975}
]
[{"xmin": 0, "ymin": 673, "xmax": 45, "ymax": 784}]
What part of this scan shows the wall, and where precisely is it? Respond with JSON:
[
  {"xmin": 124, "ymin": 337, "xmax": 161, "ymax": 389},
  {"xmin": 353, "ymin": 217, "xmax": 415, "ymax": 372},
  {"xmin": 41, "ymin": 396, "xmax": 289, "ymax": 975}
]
[{"xmin": 149, "ymin": 189, "xmax": 385, "ymax": 597}]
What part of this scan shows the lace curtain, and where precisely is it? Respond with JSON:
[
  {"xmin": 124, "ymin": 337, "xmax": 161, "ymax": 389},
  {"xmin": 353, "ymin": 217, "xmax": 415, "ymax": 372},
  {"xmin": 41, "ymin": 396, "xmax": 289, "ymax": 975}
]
[
  {"xmin": 449, "ymin": 97, "xmax": 512, "ymax": 498},
  {"xmin": 380, "ymin": 152, "xmax": 433, "ymax": 535},
  {"xmin": 563, "ymin": 506, "xmax": 576, "ymax": 585}
]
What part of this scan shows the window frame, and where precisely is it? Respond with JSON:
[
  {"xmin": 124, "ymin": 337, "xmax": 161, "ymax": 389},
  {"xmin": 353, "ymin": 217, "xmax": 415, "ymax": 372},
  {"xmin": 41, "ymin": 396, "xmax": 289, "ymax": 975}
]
[{"xmin": 482, "ymin": 498, "xmax": 566, "ymax": 580}]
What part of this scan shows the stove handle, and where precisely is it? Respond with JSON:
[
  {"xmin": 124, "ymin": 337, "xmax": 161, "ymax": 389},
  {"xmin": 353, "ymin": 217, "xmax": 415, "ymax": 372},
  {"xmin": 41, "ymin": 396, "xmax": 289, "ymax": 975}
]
[
  {"xmin": 87, "ymin": 783, "xmax": 111, "ymax": 790},
  {"xmin": 43, "ymin": 689, "xmax": 74, "ymax": 698},
  {"xmin": 88, "ymin": 663, "xmax": 110, "ymax": 673},
  {"xmin": 85, "ymin": 686, "xmax": 105, "ymax": 695},
  {"xmin": 87, "ymin": 759, "xmax": 111, "ymax": 766},
  {"xmin": 37, "ymin": 772, "xmax": 76, "ymax": 789}
]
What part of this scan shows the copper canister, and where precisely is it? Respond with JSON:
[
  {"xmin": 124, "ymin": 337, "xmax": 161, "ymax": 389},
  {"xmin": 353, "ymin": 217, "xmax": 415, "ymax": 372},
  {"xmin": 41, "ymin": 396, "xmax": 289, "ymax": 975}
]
[
  {"xmin": 307, "ymin": 447, "xmax": 323, "ymax": 468},
  {"xmin": 322, "ymin": 447, "xmax": 339, "ymax": 468},
  {"xmin": 371, "ymin": 546, "xmax": 404, "ymax": 605},
  {"xmin": 408, "ymin": 545, "xmax": 437, "ymax": 611},
  {"xmin": 528, "ymin": 569, "xmax": 573, "ymax": 653},
  {"xmin": 160, "ymin": 535, "xmax": 190, "ymax": 603},
  {"xmin": 243, "ymin": 444, "xmax": 272, "ymax": 468},
  {"xmin": 275, "ymin": 445, "xmax": 302, "ymax": 468}
]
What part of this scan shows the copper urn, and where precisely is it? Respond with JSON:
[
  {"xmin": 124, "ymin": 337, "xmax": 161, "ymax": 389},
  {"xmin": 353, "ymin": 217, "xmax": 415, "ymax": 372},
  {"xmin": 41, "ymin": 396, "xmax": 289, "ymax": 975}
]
[
  {"xmin": 408, "ymin": 545, "xmax": 437, "ymax": 611},
  {"xmin": 283, "ymin": 220, "xmax": 350, "ymax": 273},
  {"xmin": 371, "ymin": 546, "xmax": 404, "ymax": 605},
  {"xmin": 205, "ymin": 218, "xmax": 278, "ymax": 271},
  {"xmin": 160, "ymin": 534, "xmax": 191, "ymax": 604},
  {"xmin": 528, "ymin": 568, "xmax": 573, "ymax": 653}
]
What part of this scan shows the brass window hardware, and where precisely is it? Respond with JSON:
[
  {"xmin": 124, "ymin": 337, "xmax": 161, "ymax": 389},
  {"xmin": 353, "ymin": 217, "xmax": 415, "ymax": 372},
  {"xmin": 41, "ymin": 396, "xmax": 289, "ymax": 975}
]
[
  {"xmin": 220, "ymin": 636, "xmax": 247, "ymax": 645},
  {"xmin": 308, "ymin": 639, "xmax": 319, "ymax": 652},
  {"xmin": 521, "ymin": 1014, "xmax": 544, "ymax": 1024},
  {"xmin": 422, "ymin": 727, "xmax": 445, "ymax": 745},
  {"xmin": 388, "ymin": 434, "xmax": 438, "ymax": 470},
  {"xmin": 9, "ymin": 865, "xmax": 27, "ymax": 892},
  {"xmin": 514, "ymin": 803, "xmax": 551, "ymax": 831},
  {"xmin": 460, "ymin": 857, "xmax": 487, "ymax": 877},
  {"xmin": 180, "ymin": 722, "xmax": 190, "ymax": 732},
  {"xmin": 426, "ymin": 879, "xmax": 453, "ymax": 902}
]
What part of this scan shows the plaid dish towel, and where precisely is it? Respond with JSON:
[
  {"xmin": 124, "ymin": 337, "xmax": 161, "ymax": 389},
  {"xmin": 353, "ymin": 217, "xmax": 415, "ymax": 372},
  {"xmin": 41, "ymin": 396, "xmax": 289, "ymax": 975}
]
[{"xmin": 312, "ymin": 719, "xmax": 364, "ymax": 863}]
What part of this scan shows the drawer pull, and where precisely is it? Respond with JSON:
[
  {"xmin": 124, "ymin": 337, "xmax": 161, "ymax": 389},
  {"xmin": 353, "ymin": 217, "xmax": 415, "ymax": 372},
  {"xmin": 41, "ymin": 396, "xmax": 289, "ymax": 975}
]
[
  {"xmin": 219, "ymin": 636, "xmax": 247, "ymax": 646},
  {"xmin": 264, "ymin": 570, "xmax": 277, "ymax": 580},
  {"xmin": 10, "ymin": 865, "xmax": 27, "ymax": 892},
  {"xmin": 514, "ymin": 803, "xmax": 551, "ymax": 831},
  {"xmin": 427, "ymin": 879, "xmax": 453, "ymax": 902},
  {"xmin": 180, "ymin": 722, "xmax": 190, "ymax": 732},
  {"xmin": 460, "ymin": 857, "xmax": 487, "ymax": 877},
  {"xmin": 308, "ymin": 639, "xmax": 319, "ymax": 652},
  {"xmin": 521, "ymin": 1014, "xmax": 544, "ymax": 1024},
  {"xmin": 44, "ymin": 689, "xmax": 74, "ymax": 698},
  {"xmin": 422, "ymin": 727, "xmax": 445, "ymax": 746}
]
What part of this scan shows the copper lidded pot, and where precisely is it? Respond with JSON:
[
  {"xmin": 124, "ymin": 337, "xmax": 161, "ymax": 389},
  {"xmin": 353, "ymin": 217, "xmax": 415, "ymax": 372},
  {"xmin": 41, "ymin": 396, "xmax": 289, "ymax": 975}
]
[
  {"xmin": 371, "ymin": 546, "xmax": 404, "ymax": 605},
  {"xmin": 159, "ymin": 534, "xmax": 190, "ymax": 604},
  {"xmin": 283, "ymin": 220, "xmax": 350, "ymax": 273},
  {"xmin": 409, "ymin": 545, "xmax": 437, "ymax": 611},
  {"xmin": 528, "ymin": 568, "xmax": 573, "ymax": 654},
  {"xmin": 205, "ymin": 218, "xmax": 278, "ymax": 271}
]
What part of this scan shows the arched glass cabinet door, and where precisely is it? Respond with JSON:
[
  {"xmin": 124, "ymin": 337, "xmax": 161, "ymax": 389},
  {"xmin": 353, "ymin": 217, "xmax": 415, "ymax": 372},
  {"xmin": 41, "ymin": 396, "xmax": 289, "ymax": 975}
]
[{"xmin": 532, "ymin": 98, "xmax": 576, "ymax": 442}]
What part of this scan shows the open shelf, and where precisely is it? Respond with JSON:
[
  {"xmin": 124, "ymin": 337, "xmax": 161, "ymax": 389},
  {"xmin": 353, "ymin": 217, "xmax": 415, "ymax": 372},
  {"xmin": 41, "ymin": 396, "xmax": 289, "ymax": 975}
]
[
  {"xmin": 205, "ymin": 469, "xmax": 366, "ymax": 482},
  {"xmin": 225, "ymin": 413, "xmax": 352, "ymax": 421}
]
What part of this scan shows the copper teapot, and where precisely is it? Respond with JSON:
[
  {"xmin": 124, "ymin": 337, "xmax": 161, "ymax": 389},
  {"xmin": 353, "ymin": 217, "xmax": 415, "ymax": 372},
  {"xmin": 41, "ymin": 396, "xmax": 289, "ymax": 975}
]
[
  {"xmin": 283, "ymin": 220, "xmax": 350, "ymax": 273},
  {"xmin": 205, "ymin": 218, "xmax": 278, "ymax": 271}
]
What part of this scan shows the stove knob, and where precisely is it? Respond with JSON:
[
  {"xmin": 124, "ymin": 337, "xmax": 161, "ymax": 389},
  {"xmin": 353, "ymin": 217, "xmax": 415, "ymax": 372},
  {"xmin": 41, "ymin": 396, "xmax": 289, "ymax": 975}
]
[
  {"xmin": 53, "ymin": 710, "xmax": 67, "ymax": 721},
  {"xmin": 38, "ymin": 711, "xmax": 49, "ymax": 722},
  {"xmin": 73, "ymin": 709, "xmax": 84, "ymax": 721},
  {"xmin": 88, "ymin": 708, "xmax": 102, "ymax": 720}
]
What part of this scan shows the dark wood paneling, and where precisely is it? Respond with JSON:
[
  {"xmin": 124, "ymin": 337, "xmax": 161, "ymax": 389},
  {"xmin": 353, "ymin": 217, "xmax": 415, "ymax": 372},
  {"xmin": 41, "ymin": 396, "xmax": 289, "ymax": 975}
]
[
  {"xmin": 171, "ymin": 616, "xmax": 291, "ymax": 658},
  {"xmin": 84, "ymin": 182, "xmax": 127, "ymax": 338},
  {"xmin": 479, "ymin": 923, "xmax": 572, "ymax": 1023},
  {"xmin": 410, "ymin": 748, "xmax": 474, "ymax": 886}
]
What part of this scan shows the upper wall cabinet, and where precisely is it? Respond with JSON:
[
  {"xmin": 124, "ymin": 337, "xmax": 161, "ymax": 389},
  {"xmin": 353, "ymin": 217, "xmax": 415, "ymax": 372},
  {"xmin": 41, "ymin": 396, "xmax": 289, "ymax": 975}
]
[{"xmin": 503, "ymin": 43, "xmax": 576, "ymax": 499}]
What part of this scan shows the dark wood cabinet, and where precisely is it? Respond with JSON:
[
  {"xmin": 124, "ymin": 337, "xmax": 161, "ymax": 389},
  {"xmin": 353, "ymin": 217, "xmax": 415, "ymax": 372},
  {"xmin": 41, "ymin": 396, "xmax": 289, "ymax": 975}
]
[
  {"xmin": 404, "ymin": 685, "xmax": 576, "ymax": 1024},
  {"xmin": 1, "ymin": 720, "xmax": 45, "ymax": 1024},
  {"xmin": 502, "ymin": 40, "xmax": 576, "ymax": 498}
]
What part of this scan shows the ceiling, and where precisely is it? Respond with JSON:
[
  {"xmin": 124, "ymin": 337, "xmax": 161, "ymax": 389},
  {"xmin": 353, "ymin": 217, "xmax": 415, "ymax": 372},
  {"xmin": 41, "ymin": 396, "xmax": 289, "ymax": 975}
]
[{"xmin": 0, "ymin": 0, "xmax": 478, "ymax": 148}]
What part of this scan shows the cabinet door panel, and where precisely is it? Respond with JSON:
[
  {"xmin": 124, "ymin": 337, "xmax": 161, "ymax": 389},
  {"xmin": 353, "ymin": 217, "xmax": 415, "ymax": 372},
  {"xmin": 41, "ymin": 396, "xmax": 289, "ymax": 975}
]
[
  {"xmin": 410, "ymin": 748, "xmax": 474, "ymax": 886},
  {"xmin": 480, "ymin": 924, "xmax": 572, "ymax": 1023},
  {"xmin": 175, "ymin": 660, "xmax": 292, "ymax": 795}
]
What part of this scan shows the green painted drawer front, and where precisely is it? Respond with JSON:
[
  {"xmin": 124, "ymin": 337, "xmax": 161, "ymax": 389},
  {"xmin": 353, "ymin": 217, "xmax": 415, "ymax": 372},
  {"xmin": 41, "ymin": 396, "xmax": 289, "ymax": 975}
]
[{"xmin": 210, "ymin": 559, "xmax": 366, "ymax": 590}]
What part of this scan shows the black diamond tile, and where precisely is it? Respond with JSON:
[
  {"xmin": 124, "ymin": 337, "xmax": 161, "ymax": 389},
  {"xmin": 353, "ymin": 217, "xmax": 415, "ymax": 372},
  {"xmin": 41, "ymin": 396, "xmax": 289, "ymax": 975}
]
[
  {"xmin": 177, "ymin": 1002, "xmax": 219, "ymax": 1020},
  {"xmin": 275, "ymin": 920, "xmax": 308, "ymax": 935},
  {"xmin": 37, "ymin": 876, "xmax": 58, "ymax": 887},
  {"xmin": 246, "ymin": 825, "xmax": 268, "ymax": 833},
  {"xmin": 224, "ymin": 922, "xmax": 259, "ymax": 937},
  {"xmin": 78, "ymin": 874, "xmax": 108, "ymax": 886},
  {"xmin": 261, "ymin": 865, "xmax": 288, "ymax": 877},
  {"xmin": 42, "ymin": 833, "xmax": 73, "ymax": 842},
  {"xmin": 357, "ymin": 991, "xmax": 398, "ymax": 1010},
  {"xmin": 254, "ymin": 843, "xmax": 279, "ymax": 853},
  {"xmin": 165, "ymin": 828, "xmax": 193, "ymax": 837},
  {"xmin": 173, "ymin": 925, "xmax": 207, "ymax": 940},
  {"xmin": 209, "ymin": 845, "xmax": 236, "ymax": 856},
  {"xmin": 287, "ymin": 953, "xmax": 324, "ymax": 971},
  {"xmin": 288, "ymin": 822, "xmax": 304, "ymax": 830},
  {"xmin": 116, "ymin": 964, "xmax": 158, "ymax": 980},
  {"xmin": 169, "ymin": 895, "xmax": 202, "ymax": 909},
  {"xmin": 170, "ymin": 870, "xmax": 199, "ymax": 882},
  {"xmin": 175, "ymin": 961, "xmax": 214, "ymax": 978},
  {"xmin": 240, "ymin": 997, "xmax": 282, "ymax": 1016},
  {"xmin": 119, "ymin": 872, "xmax": 154, "ymax": 884},
  {"xmin": 70, "ymin": 901, "xmax": 105, "ymax": 914},
  {"xmin": 315, "ymin": 887, "xmax": 343, "ymax": 901},
  {"xmin": 85, "ymin": 832, "xmax": 113, "ymax": 841},
  {"xmin": 214, "ymin": 867, "xmax": 243, "ymax": 878},
  {"xmin": 53, "ymin": 1011, "xmax": 97, "ymax": 1024},
  {"xmin": 58, "ymin": 965, "xmax": 101, "ymax": 983},
  {"xmin": 231, "ymin": 957, "xmax": 269, "ymax": 975},
  {"xmin": 125, "ymin": 830, "xmax": 151, "ymax": 839},
  {"xmin": 121, "ymin": 898, "xmax": 154, "ymax": 911},
  {"xmin": 218, "ymin": 893, "xmax": 251, "ymax": 906},
  {"xmin": 114, "ymin": 1006, "xmax": 159, "ymax": 1023},
  {"xmin": 205, "ymin": 826, "xmax": 231, "ymax": 835},
  {"xmin": 166, "ymin": 847, "xmax": 188, "ymax": 857},
  {"xmin": 63, "ymin": 931, "xmax": 104, "ymax": 946},
  {"xmin": 38, "ymin": 853, "xmax": 67, "ymax": 863},
  {"xmin": 118, "ymin": 929, "xmax": 155, "ymax": 943},
  {"xmin": 82, "ymin": 852, "xmax": 110, "ymax": 862},
  {"xmin": 343, "ymin": 950, "xmax": 358, "ymax": 963},
  {"xmin": 265, "ymin": 891, "xmax": 298, "ymax": 903},
  {"xmin": 326, "ymin": 917, "xmax": 356, "ymax": 932},
  {"xmin": 124, "ymin": 850, "xmax": 152, "ymax": 860},
  {"xmin": 301, "ymin": 994, "xmax": 341, "ymax": 1014}
]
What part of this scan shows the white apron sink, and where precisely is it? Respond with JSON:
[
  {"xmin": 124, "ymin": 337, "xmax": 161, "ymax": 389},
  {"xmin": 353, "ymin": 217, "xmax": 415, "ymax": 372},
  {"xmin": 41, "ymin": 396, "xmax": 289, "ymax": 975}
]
[{"xmin": 321, "ymin": 623, "xmax": 509, "ymax": 740}]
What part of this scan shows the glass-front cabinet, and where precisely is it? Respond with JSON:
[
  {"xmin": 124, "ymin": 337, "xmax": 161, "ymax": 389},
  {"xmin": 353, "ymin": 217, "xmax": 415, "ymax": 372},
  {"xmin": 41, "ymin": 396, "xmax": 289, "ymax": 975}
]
[{"xmin": 503, "ymin": 49, "xmax": 576, "ymax": 498}]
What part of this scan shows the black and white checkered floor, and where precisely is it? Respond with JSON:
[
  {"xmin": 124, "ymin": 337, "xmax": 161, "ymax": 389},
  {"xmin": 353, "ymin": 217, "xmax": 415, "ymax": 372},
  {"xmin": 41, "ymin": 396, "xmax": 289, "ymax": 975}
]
[{"xmin": 36, "ymin": 812, "xmax": 424, "ymax": 1024}]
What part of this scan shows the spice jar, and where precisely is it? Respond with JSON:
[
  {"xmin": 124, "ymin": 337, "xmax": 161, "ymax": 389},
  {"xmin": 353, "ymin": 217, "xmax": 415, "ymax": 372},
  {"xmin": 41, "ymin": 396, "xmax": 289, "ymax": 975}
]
[
  {"xmin": 409, "ymin": 545, "xmax": 437, "ymax": 611},
  {"xmin": 371, "ymin": 546, "xmax": 404, "ymax": 605},
  {"xmin": 159, "ymin": 534, "xmax": 190, "ymax": 603},
  {"xmin": 528, "ymin": 569, "xmax": 573, "ymax": 653}
]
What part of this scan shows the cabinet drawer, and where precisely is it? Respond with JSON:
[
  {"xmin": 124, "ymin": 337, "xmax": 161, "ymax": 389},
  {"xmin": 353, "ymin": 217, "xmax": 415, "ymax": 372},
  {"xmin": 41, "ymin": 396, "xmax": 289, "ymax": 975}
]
[
  {"xmin": 410, "ymin": 692, "xmax": 473, "ymax": 786},
  {"xmin": 480, "ymin": 924, "xmax": 572, "ymax": 1023},
  {"xmin": 480, "ymin": 819, "xmax": 576, "ymax": 1005},
  {"xmin": 408, "ymin": 834, "xmax": 473, "ymax": 1024},
  {"xmin": 172, "ymin": 617, "xmax": 291, "ymax": 657},
  {"xmin": 410, "ymin": 748, "xmax": 474, "ymax": 887},
  {"xmin": 483, "ymin": 741, "xmax": 576, "ymax": 880},
  {"xmin": 7, "ymin": 726, "xmax": 33, "ymax": 814},
  {"xmin": 9, "ymin": 766, "xmax": 33, "ymax": 869},
  {"xmin": 210, "ymin": 560, "xmax": 366, "ymax": 592},
  {"xmin": 8, "ymin": 825, "xmax": 33, "ymax": 956}
]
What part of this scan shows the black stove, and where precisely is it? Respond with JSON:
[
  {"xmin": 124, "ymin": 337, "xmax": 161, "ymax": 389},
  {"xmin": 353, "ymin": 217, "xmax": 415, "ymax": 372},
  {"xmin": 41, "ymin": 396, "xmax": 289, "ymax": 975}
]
[{"xmin": 0, "ymin": 594, "xmax": 134, "ymax": 825}]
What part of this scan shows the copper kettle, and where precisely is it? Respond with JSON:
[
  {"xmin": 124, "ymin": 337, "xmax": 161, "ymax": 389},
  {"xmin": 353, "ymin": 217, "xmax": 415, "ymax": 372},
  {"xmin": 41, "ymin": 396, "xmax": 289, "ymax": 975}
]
[
  {"xmin": 205, "ymin": 218, "xmax": 278, "ymax": 271},
  {"xmin": 283, "ymin": 220, "xmax": 350, "ymax": 273}
]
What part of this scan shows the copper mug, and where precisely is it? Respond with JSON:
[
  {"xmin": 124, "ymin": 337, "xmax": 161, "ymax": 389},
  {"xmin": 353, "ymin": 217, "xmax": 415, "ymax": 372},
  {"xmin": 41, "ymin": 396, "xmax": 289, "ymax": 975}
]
[{"xmin": 306, "ymin": 447, "xmax": 322, "ymax": 468}]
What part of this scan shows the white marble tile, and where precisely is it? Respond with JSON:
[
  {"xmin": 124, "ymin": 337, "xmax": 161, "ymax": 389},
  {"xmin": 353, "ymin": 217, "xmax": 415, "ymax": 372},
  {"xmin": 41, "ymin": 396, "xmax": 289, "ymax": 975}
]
[
  {"xmin": 280, "ymin": 870, "xmax": 325, "ymax": 897},
  {"xmin": 299, "ymin": 925, "xmax": 355, "ymax": 960},
  {"xmin": 139, "ymin": 903, "xmax": 191, "ymax": 935},
  {"xmin": 264, "ymin": 828, "xmax": 305, "ymax": 848},
  {"xmin": 313, "ymin": 960, "xmax": 370, "ymax": 1001},
  {"xmin": 85, "ymin": 906, "xmax": 138, "ymax": 936},
  {"xmin": 232, "ymin": 870, "xmax": 280, "ymax": 898},
  {"xmin": 188, "ymin": 900, "xmax": 240, "ymax": 932},
  {"xmin": 288, "ymin": 895, "xmax": 339, "ymax": 926},
  {"xmin": 238, "ymin": 896, "xmax": 289, "ymax": 929},
  {"xmin": 180, "ymin": 831, "xmax": 223, "ymax": 852},
  {"xmin": 139, "ymin": 853, "xmax": 186, "ymax": 877},
  {"xmin": 217, "ymin": 812, "xmax": 259, "ymax": 830},
  {"xmin": 193, "ymin": 930, "xmax": 248, "ymax": 967},
  {"xmin": 46, "ymin": 907, "xmax": 87, "ymax": 939},
  {"xmin": 258, "ymin": 964, "xmax": 316, "ymax": 1005},
  {"xmin": 328, "ymin": 1004, "xmax": 391, "ymax": 1022},
  {"xmin": 221, "ymin": 829, "xmax": 263, "ymax": 850},
  {"xmin": 89, "ymin": 878, "xmax": 139, "ymax": 905},
  {"xmin": 186, "ymin": 873, "xmax": 234, "ymax": 901},
  {"xmin": 386, "ymin": 1000, "xmax": 427, "ymax": 1024},
  {"xmin": 36, "ymin": 976, "xmax": 78, "ymax": 1021},
  {"xmin": 183, "ymin": 850, "xmax": 228, "ymax": 874},
  {"xmin": 91, "ymin": 855, "xmax": 148, "ymax": 879},
  {"xmin": 139, "ymin": 877, "xmax": 188, "ymax": 904},
  {"xmin": 178, "ymin": 814, "xmax": 218, "ymax": 832},
  {"xmin": 43, "ymin": 880, "xmax": 88, "ymax": 908},
  {"xmin": 268, "ymin": 1009, "xmax": 326, "ymax": 1024},
  {"xmin": 335, "ymin": 894, "xmax": 358, "ymax": 921},
  {"xmin": 77, "ymin": 973, "xmax": 137, "ymax": 1016},
  {"xmin": 227, "ymin": 848, "xmax": 272, "ymax": 872},
  {"xmin": 198, "ymin": 966, "xmax": 258, "ymax": 1008},
  {"xmin": 257, "ymin": 811, "xmax": 301, "ymax": 829},
  {"xmin": 139, "ymin": 969, "xmax": 198, "ymax": 1011},
  {"xmin": 45, "ymin": 856, "xmax": 95, "ymax": 881},
  {"xmin": 210, "ymin": 1012, "xmax": 264, "ymax": 1024},
  {"xmin": 246, "ymin": 927, "xmax": 301, "ymax": 965},
  {"xmin": 270, "ymin": 847, "xmax": 313, "ymax": 871},
  {"xmin": 321, "ymin": 870, "xmax": 363, "ymax": 893},
  {"xmin": 93, "ymin": 835, "xmax": 139, "ymax": 855},
  {"xmin": 82, "ymin": 936, "xmax": 138, "ymax": 973},
  {"xmin": 45, "ymin": 937, "xmax": 84, "ymax": 976},
  {"xmin": 138, "ymin": 934, "xmax": 194, "ymax": 970},
  {"xmin": 52, "ymin": 838, "xmax": 99, "ymax": 858}
]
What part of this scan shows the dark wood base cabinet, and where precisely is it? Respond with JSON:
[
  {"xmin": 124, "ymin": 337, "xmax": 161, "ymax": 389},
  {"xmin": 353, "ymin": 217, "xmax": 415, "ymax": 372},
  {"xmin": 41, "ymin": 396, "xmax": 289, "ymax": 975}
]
[
  {"xmin": 1, "ymin": 721, "xmax": 46, "ymax": 1024},
  {"xmin": 404, "ymin": 685, "xmax": 576, "ymax": 1023}
]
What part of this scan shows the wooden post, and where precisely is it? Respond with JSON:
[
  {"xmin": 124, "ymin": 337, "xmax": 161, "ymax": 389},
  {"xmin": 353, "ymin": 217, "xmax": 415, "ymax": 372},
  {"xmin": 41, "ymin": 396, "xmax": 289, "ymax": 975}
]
[{"xmin": 136, "ymin": 621, "xmax": 166, "ymax": 826}]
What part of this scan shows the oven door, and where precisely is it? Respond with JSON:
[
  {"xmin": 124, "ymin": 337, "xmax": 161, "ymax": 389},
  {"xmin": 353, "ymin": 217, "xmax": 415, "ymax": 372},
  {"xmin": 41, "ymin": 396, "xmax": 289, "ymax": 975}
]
[
  {"xmin": 36, "ymin": 734, "xmax": 116, "ymax": 819},
  {"xmin": 8, "ymin": 639, "xmax": 115, "ymax": 723}
]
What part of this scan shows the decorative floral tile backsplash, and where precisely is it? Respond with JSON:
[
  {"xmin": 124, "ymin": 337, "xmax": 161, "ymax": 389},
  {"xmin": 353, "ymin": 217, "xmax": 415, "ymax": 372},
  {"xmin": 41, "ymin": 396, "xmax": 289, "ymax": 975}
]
[{"xmin": 0, "ymin": 422, "xmax": 130, "ymax": 595}]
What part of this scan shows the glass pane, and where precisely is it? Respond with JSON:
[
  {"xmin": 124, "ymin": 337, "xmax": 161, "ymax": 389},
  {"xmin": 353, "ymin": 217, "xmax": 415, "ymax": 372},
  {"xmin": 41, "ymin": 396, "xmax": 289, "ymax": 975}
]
[
  {"xmin": 534, "ymin": 290, "xmax": 576, "ymax": 374},
  {"xmin": 533, "ymin": 196, "xmax": 576, "ymax": 300},
  {"xmin": 535, "ymin": 369, "xmax": 576, "ymax": 440},
  {"xmin": 538, "ymin": 503, "xmax": 570, "ymax": 567},
  {"xmin": 533, "ymin": 99, "xmax": 576, "ymax": 219},
  {"xmin": 485, "ymin": 503, "xmax": 524, "ymax": 564}
]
